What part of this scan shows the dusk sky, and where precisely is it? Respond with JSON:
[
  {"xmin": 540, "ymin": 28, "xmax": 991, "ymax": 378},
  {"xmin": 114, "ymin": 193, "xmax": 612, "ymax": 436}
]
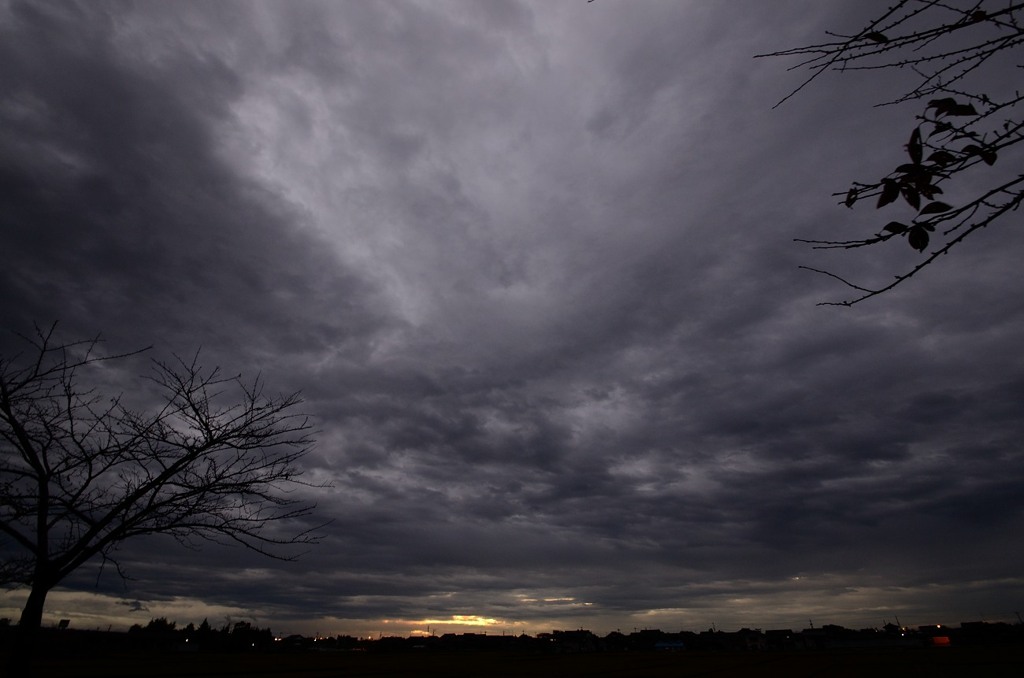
[{"xmin": 2, "ymin": 0, "xmax": 1023, "ymax": 638}]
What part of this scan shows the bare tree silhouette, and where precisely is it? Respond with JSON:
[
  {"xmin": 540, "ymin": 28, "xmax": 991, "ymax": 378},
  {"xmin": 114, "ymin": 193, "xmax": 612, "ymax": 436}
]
[
  {"xmin": 1, "ymin": 324, "xmax": 319, "ymax": 673},
  {"xmin": 761, "ymin": 1, "xmax": 1024, "ymax": 305}
]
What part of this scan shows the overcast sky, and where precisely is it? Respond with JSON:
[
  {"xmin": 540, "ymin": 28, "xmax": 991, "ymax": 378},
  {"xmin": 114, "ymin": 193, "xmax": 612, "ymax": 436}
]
[{"xmin": 2, "ymin": 0, "xmax": 1023, "ymax": 637}]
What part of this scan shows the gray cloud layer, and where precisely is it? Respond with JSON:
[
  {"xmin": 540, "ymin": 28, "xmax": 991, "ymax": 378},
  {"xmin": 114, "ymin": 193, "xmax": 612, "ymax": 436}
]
[{"xmin": 2, "ymin": 0, "xmax": 1022, "ymax": 635}]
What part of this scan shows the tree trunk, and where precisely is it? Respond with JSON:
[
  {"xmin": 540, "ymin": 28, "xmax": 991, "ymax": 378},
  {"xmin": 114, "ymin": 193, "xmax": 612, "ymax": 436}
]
[
  {"xmin": 18, "ymin": 583, "xmax": 48, "ymax": 629},
  {"xmin": 8, "ymin": 582, "xmax": 49, "ymax": 677}
]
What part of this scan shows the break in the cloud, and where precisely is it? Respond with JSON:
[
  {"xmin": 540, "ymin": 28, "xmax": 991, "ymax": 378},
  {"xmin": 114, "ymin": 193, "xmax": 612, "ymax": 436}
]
[{"xmin": 2, "ymin": 0, "xmax": 1023, "ymax": 637}]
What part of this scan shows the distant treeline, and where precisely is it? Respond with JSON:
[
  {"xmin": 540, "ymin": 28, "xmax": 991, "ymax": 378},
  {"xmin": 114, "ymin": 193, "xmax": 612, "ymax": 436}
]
[{"xmin": 2, "ymin": 617, "xmax": 1023, "ymax": 655}]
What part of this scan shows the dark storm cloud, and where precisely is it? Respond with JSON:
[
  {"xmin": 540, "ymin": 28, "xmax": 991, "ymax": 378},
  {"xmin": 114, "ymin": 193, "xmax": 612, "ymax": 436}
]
[
  {"xmin": 0, "ymin": 0, "xmax": 388, "ymax": 368},
  {"xmin": 2, "ymin": 0, "xmax": 1023, "ymax": 635}
]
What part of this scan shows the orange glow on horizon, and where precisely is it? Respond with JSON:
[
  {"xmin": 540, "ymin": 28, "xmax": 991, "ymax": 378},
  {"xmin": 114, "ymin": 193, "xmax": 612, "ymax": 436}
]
[
  {"xmin": 376, "ymin": 614, "xmax": 506, "ymax": 635},
  {"xmin": 419, "ymin": 614, "xmax": 502, "ymax": 626}
]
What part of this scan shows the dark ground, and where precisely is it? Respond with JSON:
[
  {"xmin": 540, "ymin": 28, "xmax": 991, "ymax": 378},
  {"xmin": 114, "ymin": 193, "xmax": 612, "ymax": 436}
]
[{"xmin": 4, "ymin": 645, "xmax": 1023, "ymax": 678}]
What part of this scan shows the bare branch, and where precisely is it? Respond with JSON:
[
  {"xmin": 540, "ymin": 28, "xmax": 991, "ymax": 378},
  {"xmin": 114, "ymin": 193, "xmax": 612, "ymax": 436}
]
[{"xmin": 0, "ymin": 326, "xmax": 323, "ymax": 630}]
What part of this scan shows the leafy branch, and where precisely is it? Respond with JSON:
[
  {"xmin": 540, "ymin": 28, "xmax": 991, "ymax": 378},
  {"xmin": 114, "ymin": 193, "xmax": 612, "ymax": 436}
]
[{"xmin": 760, "ymin": 1, "xmax": 1024, "ymax": 305}]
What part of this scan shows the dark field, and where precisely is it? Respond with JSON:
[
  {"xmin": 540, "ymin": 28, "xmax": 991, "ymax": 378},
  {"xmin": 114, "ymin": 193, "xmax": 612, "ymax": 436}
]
[{"xmin": 9, "ymin": 646, "xmax": 1024, "ymax": 678}]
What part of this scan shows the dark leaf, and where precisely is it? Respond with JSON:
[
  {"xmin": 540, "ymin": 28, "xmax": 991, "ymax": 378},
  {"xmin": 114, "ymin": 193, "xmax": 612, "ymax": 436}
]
[
  {"xmin": 844, "ymin": 187, "xmax": 858, "ymax": 208},
  {"xmin": 928, "ymin": 98, "xmax": 957, "ymax": 117},
  {"xmin": 883, "ymin": 221, "xmax": 907, "ymax": 234},
  {"xmin": 927, "ymin": 97, "xmax": 957, "ymax": 110},
  {"xmin": 907, "ymin": 127, "xmax": 922, "ymax": 164},
  {"xmin": 908, "ymin": 225, "xmax": 930, "ymax": 252},
  {"xmin": 970, "ymin": 10, "xmax": 987, "ymax": 22},
  {"xmin": 864, "ymin": 31, "xmax": 889, "ymax": 43},
  {"xmin": 962, "ymin": 144, "xmax": 994, "ymax": 163},
  {"xmin": 877, "ymin": 179, "xmax": 900, "ymax": 208},
  {"xmin": 918, "ymin": 184, "xmax": 943, "ymax": 199},
  {"xmin": 900, "ymin": 184, "xmax": 920, "ymax": 210},
  {"xmin": 928, "ymin": 98, "xmax": 978, "ymax": 118},
  {"xmin": 896, "ymin": 165, "xmax": 934, "ymax": 192},
  {"xmin": 919, "ymin": 201, "xmax": 953, "ymax": 215},
  {"xmin": 913, "ymin": 172, "xmax": 937, "ymax": 192},
  {"xmin": 949, "ymin": 103, "xmax": 979, "ymax": 116},
  {"xmin": 926, "ymin": 151, "xmax": 956, "ymax": 166}
]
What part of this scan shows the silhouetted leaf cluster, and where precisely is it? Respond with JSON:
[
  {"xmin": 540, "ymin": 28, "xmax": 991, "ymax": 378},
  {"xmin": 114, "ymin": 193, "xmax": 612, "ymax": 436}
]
[{"xmin": 762, "ymin": 1, "xmax": 1024, "ymax": 305}]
